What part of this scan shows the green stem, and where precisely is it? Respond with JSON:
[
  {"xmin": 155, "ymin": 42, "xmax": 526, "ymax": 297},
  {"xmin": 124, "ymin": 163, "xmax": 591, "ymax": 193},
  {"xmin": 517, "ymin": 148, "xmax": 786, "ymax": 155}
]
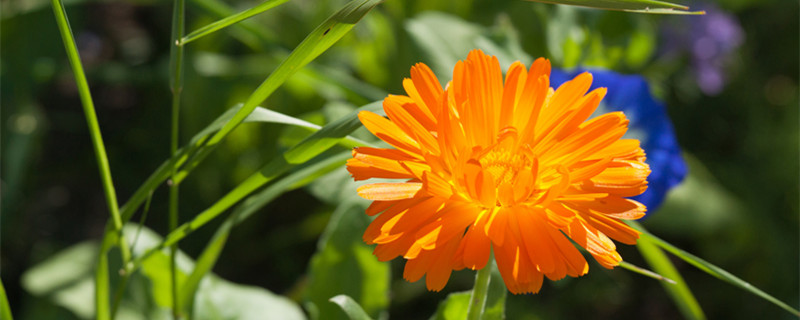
[
  {"xmin": 168, "ymin": 0, "xmax": 186, "ymax": 316},
  {"xmin": 466, "ymin": 263, "xmax": 493, "ymax": 320}
]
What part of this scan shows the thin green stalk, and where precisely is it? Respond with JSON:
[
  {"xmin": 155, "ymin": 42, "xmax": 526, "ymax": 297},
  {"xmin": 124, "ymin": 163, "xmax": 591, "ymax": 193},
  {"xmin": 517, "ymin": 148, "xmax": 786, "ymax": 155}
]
[
  {"xmin": 632, "ymin": 222, "xmax": 800, "ymax": 316},
  {"xmin": 111, "ymin": 192, "xmax": 154, "ymax": 319},
  {"xmin": 180, "ymin": 0, "xmax": 290, "ymax": 45},
  {"xmin": 466, "ymin": 262, "xmax": 493, "ymax": 320},
  {"xmin": 168, "ymin": 0, "xmax": 186, "ymax": 316},
  {"xmin": 51, "ymin": 1, "xmax": 131, "ymax": 319}
]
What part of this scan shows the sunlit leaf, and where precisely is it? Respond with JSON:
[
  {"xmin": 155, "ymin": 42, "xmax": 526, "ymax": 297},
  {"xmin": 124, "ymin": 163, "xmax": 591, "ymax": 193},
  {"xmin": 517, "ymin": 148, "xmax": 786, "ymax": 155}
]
[
  {"xmin": 525, "ymin": 0, "xmax": 704, "ymax": 14},
  {"xmin": 329, "ymin": 295, "xmax": 374, "ymax": 320}
]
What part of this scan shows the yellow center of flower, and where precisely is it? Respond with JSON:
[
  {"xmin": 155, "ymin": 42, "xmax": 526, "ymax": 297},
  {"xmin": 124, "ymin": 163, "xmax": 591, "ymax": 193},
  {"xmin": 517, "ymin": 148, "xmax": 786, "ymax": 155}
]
[{"xmin": 480, "ymin": 148, "xmax": 531, "ymax": 186}]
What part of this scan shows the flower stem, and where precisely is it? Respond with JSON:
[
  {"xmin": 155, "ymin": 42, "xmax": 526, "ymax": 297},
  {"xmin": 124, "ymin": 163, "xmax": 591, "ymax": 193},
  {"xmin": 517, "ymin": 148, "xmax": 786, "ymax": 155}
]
[
  {"xmin": 466, "ymin": 262, "xmax": 493, "ymax": 320},
  {"xmin": 168, "ymin": 0, "xmax": 186, "ymax": 316}
]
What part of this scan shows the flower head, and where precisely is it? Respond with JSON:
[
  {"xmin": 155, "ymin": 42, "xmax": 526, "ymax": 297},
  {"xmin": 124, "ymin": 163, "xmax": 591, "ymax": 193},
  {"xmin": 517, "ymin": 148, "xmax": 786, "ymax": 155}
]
[{"xmin": 347, "ymin": 50, "xmax": 650, "ymax": 294}]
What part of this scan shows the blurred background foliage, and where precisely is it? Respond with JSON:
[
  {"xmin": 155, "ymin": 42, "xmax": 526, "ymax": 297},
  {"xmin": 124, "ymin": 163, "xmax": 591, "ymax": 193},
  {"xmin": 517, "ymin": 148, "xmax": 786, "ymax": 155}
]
[{"xmin": 1, "ymin": 0, "xmax": 797, "ymax": 319}]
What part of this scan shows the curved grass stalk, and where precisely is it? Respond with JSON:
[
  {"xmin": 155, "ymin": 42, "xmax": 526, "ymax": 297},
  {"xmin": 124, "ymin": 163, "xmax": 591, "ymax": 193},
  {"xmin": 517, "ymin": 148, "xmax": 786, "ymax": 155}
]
[{"xmin": 630, "ymin": 221, "xmax": 800, "ymax": 317}]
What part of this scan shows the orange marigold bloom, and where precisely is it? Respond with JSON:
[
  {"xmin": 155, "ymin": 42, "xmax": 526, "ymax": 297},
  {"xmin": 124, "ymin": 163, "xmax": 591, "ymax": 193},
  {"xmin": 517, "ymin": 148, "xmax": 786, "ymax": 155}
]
[{"xmin": 347, "ymin": 50, "xmax": 650, "ymax": 294}]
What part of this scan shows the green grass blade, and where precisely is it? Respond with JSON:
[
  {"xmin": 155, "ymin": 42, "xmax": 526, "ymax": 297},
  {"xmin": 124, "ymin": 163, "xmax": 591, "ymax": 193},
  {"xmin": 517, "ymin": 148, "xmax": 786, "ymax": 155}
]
[
  {"xmin": 118, "ymin": 103, "xmax": 371, "ymax": 224},
  {"xmin": 633, "ymin": 223, "xmax": 800, "ymax": 317},
  {"xmin": 618, "ymin": 261, "xmax": 677, "ymax": 285},
  {"xmin": 525, "ymin": 0, "xmax": 705, "ymax": 14},
  {"xmin": 173, "ymin": 0, "xmax": 383, "ymax": 183},
  {"xmin": 181, "ymin": 0, "xmax": 290, "ymax": 45},
  {"xmin": 51, "ymin": 0, "xmax": 124, "ymax": 235},
  {"xmin": 632, "ymin": 224, "xmax": 705, "ymax": 320},
  {"xmin": 329, "ymin": 295, "xmax": 374, "ymax": 320},
  {"xmin": 180, "ymin": 150, "xmax": 350, "ymax": 316},
  {"xmin": 0, "ymin": 277, "xmax": 13, "ymax": 320},
  {"xmin": 188, "ymin": 0, "xmax": 280, "ymax": 49},
  {"xmin": 127, "ymin": 102, "xmax": 379, "ymax": 272},
  {"xmin": 95, "ymin": 228, "xmax": 116, "ymax": 320}
]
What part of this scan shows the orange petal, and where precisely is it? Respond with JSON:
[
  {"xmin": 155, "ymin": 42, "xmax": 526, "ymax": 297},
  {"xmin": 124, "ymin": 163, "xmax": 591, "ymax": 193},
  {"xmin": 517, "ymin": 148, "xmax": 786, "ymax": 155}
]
[{"xmin": 357, "ymin": 182, "xmax": 422, "ymax": 201}]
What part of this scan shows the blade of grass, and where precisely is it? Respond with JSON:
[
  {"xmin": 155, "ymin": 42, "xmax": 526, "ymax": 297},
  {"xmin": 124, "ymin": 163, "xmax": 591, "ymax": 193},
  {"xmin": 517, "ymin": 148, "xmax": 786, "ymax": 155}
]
[
  {"xmin": 51, "ymin": 1, "xmax": 131, "ymax": 319},
  {"xmin": 118, "ymin": 103, "xmax": 373, "ymax": 226},
  {"xmin": 180, "ymin": 150, "xmax": 351, "ymax": 317},
  {"xmin": 118, "ymin": 0, "xmax": 383, "ymax": 225},
  {"xmin": 188, "ymin": 0, "xmax": 280, "ymax": 49},
  {"xmin": 330, "ymin": 295, "xmax": 374, "ymax": 320},
  {"xmin": 633, "ymin": 226, "xmax": 705, "ymax": 320},
  {"xmin": 168, "ymin": 0, "xmax": 187, "ymax": 316},
  {"xmin": 126, "ymin": 102, "xmax": 380, "ymax": 273},
  {"xmin": 618, "ymin": 261, "xmax": 677, "ymax": 285},
  {"xmin": 0, "ymin": 277, "xmax": 12, "ymax": 320},
  {"xmin": 172, "ymin": 0, "xmax": 383, "ymax": 184},
  {"xmin": 525, "ymin": 0, "xmax": 705, "ymax": 14},
  {"xmin": 630, "ymin": 222, "xmax": 800, "ymax": 317},
  {"xmin": 180, "ymin": 0, "xmax": 291, "ymax": 45}
]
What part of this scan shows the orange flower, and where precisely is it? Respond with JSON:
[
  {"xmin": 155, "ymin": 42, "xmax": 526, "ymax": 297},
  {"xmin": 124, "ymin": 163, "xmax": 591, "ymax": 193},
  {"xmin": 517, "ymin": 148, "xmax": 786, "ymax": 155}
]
[{"xmin": 347, "ymin": 50, "xmax": 650, "ymax": 294}]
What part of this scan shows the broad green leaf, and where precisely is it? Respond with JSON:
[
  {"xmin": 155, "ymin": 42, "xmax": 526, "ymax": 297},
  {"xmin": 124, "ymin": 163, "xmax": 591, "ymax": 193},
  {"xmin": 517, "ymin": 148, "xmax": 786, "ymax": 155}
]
[
  {"xmin": 179, "ymin": 150, "xmax": 352, "ymax": 317},
  {"xmin": 305, "ymin": 202, "xmax": 390, "ymax": 320},
  {"xmin": 432, "ymin": 292, "xmax": 471, "ymax": 320},
  {"xmin": 635, "ymin": 233, "xmax": 705, "ymax": 320},
  {"xmin": 180, "ymin": 0, "xmax": 291, "ymax": 45},
  {"xmin": 631, "ymin": 222, "xmax": 800, "ymax": 317},
  {"xmin": 22, "ymin": 224, "xmax": 305, "ymax": 320},
  {"xmin": 329, "ymin": 295, "xmax": 374, "ymax": 320},
  {"xmin": 22, "ymin": 242, "xmax": 98, "ymax": 319},
  {"xmin": 525, "ymin": 0, "xmax": 705, "ymax": 14}
]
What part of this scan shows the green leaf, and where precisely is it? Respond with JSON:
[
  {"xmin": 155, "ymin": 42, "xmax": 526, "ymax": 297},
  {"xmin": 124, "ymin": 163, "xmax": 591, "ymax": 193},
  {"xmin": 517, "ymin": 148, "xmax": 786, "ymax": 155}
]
[
  {"xmin": 22, "ymin": 224, "xmax": 306, "ymax": 320},
  {"xmin": 524, "ymin": 0, "xmax": 705, "ymax": 14},
  {"xmin": 634, "ymin": 232, "xmax": 705, "ymax": 320},
  {"xmin": 432, "ymin": 292, "xmax": 471, "ymax": 320},
  {"xmin": 21, "ymin": 242, "xmax": 98, "ymax": 319},
  {"xmin": 180, "ymin": 0, "xmax": 291, "ymax": 45},
  {"xmin": 329, "ymin": 295, "xmax": 374, "ymax": 320},
  {"xmin": 305, "ymin": 202, "xmax": 390, "ymax": 320},
  {"xmin": 631, "ymin": 222, "xmax": 800, "ymax": 317}
]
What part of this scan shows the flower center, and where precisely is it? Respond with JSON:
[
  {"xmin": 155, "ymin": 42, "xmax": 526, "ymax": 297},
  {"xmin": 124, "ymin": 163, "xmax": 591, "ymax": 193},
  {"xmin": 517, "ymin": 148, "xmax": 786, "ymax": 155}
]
[{"xmin": 479, "ymin": 148, "xmax": 532, "ymax": 186}]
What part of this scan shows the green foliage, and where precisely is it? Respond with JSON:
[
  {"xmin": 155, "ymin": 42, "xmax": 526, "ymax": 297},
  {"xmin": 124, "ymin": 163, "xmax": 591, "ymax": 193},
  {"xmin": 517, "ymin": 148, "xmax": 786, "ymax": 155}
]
[
  {"xmin": 21, "ymin": 225, "xmax": 307, "ymax": 320},
  {"xmin": 304, "ymin": 168, "xmax": 389, "ymax": 320},
  {"xmin": 329, "ymin": 295, "xmax": 374, "ymax": 320},
  {"xmin": 525, "ymin": 0, "xmax": 704, "ymax": 14}
]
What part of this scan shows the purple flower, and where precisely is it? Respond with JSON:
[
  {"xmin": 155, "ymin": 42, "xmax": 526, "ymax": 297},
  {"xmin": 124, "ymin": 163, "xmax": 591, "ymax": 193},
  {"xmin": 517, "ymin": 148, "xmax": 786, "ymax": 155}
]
[
  {"xmin": 550, "ymin": 68, "xmax": 688, "ymax": 214},
  {"xmin": 661, "ymin": 2, "xmax": 744, "ymax": 95}
]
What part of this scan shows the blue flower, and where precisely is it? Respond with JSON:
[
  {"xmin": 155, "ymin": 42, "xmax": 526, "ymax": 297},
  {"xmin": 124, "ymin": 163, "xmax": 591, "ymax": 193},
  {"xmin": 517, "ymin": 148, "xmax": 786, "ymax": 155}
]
[{"xmin": 550, "ymin": 68, "xmax": 688, "ymax": 214}]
